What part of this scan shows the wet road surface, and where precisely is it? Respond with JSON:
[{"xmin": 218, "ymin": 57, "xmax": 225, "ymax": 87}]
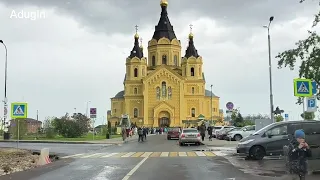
[{"xmin": 2, "ymin": 134, "xmax": 320, "ymax": 180}]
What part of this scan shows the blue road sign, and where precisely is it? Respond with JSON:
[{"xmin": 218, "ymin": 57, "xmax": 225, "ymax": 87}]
[
  {"xmin": 284, "ymin": 114, "xmax": 289, "ymax": 121},
  {"xmin": 307, "ymin": 97, "xmax": 317, "ymax": 112},
  {"xmin": 226, "ymin": 102, "xmax": 234, "ymax": 110},
  {"xmin": 11, "ymin": 102, "xmax": 28, "ymax": 119},
  {"xmin": 293, "ymin": 78, "xmax": 312, "ymax": 97},
  {"xmin": 312, "ymin": 81, "xmax": 317, "ymax": 95}
]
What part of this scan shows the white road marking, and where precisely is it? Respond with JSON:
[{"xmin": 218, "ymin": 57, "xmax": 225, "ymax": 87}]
[
  {"xmin": 122, "ymin": 152, "xmax": 136, "ymax": 157},
  {"xmin": 195, "ymin": 152, "xmax": 206, "ymax": 156},
  {"xmin": 121, "ymin": 157, "xmax": 149, "ymax": 180},
  {"xmin": 160, "ymin": 152, "xmax": 169, "ymax": 157},
  {"xmin": 80, "ymin": 153, "xmax": 103, "ymax": 158},
  {"xmin": 141, "ymin": 152, "xmax": 152, "ymax": 157},
  {"xmin": 178, "ymin": 152, "xmax": 187, "ymax": 156},
  {"xmin": 61, "ymin": 153, "xmax": 84, "ymax": 158},
  {"xmin": 91, "ymin": 165, "xmax": 118, "ymax": 180},
  {"xmin": 212, "ymin": 151, "xmax": 227, "ymax": 156},
  {"xmin": 102, "ymin": 153, "xmax": 118, "ymax": 157}
]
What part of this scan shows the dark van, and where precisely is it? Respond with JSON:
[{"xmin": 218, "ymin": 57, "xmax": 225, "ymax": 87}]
[{"xmin": 236, "ymin": 120, "xmax": 320, "ymax": 161}]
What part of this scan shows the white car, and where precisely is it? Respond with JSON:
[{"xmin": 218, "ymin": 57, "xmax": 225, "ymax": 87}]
[
  {"xmin": 215, "ymin": 126, "xmax": 234, "ymax": 138},
  {"xmin": 227, "ymin": 125, "xmax": 255, "ymax": 141}
]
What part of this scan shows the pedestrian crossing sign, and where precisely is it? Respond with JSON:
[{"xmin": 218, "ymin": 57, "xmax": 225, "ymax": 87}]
[
  {"xmin": 293, "ymin": 78, "xmax": 313, "ymax": 97},
  {"xmin": 11, "ymin": 102, "xmax": 28, "ymax": 119}
]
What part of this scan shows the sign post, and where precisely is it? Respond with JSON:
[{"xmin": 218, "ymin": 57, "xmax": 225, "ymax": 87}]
[
  {"xmin": 306, "ymin": 96, "xmax": 317, "ymax": 112},
  {"xmin": 11, "ymin": 102, "xmax": 28, "ymax": 148},
  {"xmin": 284, "ymin": 114, "xmax": 289, "ymax": 121},
  {"xmin": 90, "ymin": 108, "xmax": 97, "ymax": 140},
  {"xmin": 226, "ymin": 102, "xmax": 234, "ymax": 124},
  {"xmin": 293, "ymin": 78, "xmax": 313, "ymax": 120}
]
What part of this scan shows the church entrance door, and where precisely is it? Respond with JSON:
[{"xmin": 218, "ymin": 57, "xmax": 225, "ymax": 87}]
[
  {"xmin": 159, "ymin": 117, "xmax": 170, "ymax": 127},
  {"xmin": 158, "ymin": 111, "xmax": 170, "ymax": 127}
]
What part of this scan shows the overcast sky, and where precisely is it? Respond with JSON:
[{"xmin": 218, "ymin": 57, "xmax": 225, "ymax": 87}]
[{"xmin": 0, "ymin": 0, "xmax": 319, "ymax": 124}]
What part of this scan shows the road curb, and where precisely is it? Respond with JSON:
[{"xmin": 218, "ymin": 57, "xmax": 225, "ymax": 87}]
[{"xmin": 0, "ymin": 140, "xmax": 122, "ymax": 145}]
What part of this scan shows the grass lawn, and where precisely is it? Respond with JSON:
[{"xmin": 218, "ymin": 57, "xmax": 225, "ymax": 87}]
[{"xmin": 11, "ymin": 133, "xmax": 122, "ymax": 141}]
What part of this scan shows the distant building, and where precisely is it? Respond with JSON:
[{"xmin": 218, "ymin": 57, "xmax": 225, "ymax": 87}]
[{"xmin": 9, "ymin": 118, "xmax": 42, "ymax": 133}]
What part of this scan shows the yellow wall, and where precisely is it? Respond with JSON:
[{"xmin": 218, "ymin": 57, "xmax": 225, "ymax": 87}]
[{"xmin": 108, "ymin": 34, "xmax": 223, "ymax": 127}]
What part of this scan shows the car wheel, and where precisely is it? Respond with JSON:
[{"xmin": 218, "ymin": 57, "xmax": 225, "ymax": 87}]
[
  {"xmin": 167, "ymin": 137, "xmax": 171, "ymax": 140},
  {"xmin": 179, "ymin": 142, "xmax": 183, "ymax": 146},
  {"xmin": 250, "ymin": 146, "xmax": 265, "ymax": 160},
  {"xmin": 234, "ymin": 134, "xmax": 242, "ymax": 141},
  {"xmin": 196, "ymin": 142, "xmax": 200, "ymax": 146}
]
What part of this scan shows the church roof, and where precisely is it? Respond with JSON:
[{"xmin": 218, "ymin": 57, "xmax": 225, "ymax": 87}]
[
  {"xmin": 184, "ymin": 34, "xmax": 199, "ymax": 58},
  {"xmin": 205, "ymin": 90, "xmax": 218, "ymax": 97},
  {"xmin": 112, "ymin": 90, "xmax": 124, "ymax": 99},
  {"xmin": 152, "ymin": 1, "xmax": 177, "ymax": 41},
  {"xmin": 129, "ymin": 34, "xmax": 143, "ymax": 59}
]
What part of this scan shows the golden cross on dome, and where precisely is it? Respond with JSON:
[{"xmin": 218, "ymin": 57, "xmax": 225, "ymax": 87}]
[{"xmin": 189, "ymin": 24, "xmax": 193, "ymax": 33}]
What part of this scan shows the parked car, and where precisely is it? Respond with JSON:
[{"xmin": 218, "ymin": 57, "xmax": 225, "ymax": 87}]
[
  {"xmin": 179, "ymin": 128, "xmax": 201, "ymax": 146},
  {"xmin": 216, "ymin": 126, "xmax": 236, "ymax": 140},
  {"xmin": 212, "ymin": 126, "xmax": 223, "ymax": 138},
  {"xmin": 227, "ymin": 125, "xmax": 256, "ymax": 141},
  {"xmin": 237, "ymin": 120, "xmax": 320, "ymax": 162},
  {"xmin": 167, "ymin": 127, "xmax": 180, "ymax": 140},
  {"xmin": 217, "ymin": 127, "xmax": 241, "ymax": 140}
]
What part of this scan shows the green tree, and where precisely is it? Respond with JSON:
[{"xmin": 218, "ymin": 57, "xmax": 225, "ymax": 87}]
[
  {"xmin": 43, "ymin": 116, "xmax": 56, "ymax": 138},
  {"xmin": 52, "ymin": 113, "xmax": 90, "ymax": 138},
  {"xmin": 276, "ymin": 0, "xmax": 320, "ymax": 104},
  {"xmin": 9, "ymin": 119, "xmax": 27, "ymax": 139},
  {"xmin": 300, "ymin": 111, "xmax": 316, "ymax": 120},
  {"xmin": 275, "ymin": 115, "xmax": 284, "ymax": 122}
]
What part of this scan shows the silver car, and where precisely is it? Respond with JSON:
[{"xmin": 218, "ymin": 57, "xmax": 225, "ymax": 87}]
[{"xmin": 178, "ymin": 128, "xmax": 201, "ymax": 146}]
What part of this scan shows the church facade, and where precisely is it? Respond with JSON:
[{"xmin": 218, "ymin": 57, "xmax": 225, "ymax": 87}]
[{"xmin": 107, "ymin": 0, "xmax": 223, "ymax": 127}]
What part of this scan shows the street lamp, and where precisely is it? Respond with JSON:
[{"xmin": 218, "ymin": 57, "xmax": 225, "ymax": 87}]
[
  {"xmin": 263, "ymin": 16, "xmax": 275, "ymax": 123},
  {"xmin": 0, "ymin": 40, "xmax": 8, "ymax": 137},
  {"xmin": 210, "ymin": 85, "xmax": 213, "ymax": 125},
  {"xmin": 85, "ymin": 101, "xmax": 91, "ymax": 117}
]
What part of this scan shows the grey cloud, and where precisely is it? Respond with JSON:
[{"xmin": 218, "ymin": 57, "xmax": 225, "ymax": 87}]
[{"xmin": 0, "ymin": 0, "xmax": 318, "ymax": 35}]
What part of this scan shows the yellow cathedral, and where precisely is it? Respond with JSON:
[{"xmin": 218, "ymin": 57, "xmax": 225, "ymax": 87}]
[{"xmin": 107, "ymin": 0, "xmax": 223, "ymax": 127}]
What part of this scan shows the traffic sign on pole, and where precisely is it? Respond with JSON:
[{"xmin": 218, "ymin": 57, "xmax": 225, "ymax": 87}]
[
  {"xmin": 306, "ymin": 96, "xmax": 317, "ymax": 112},
  {"xmin": 284, "ymin": 114, "xmax": 289, "ymax": 121},
  {"xmin": 312, "ymin": 81, "xmax": 318, "ymax": 95},
  {"xmin": 90, "ymin": 108, "xmax": 97, "ymax": 118},
  {"xmin": 226, "ymin": 102, "xmax": 234, "ymax": 110},
  {"xmin": 11, "ymin": 102, "xmax": 28, "ymax": 119},
  {"xmin": 293, "ymin": 78, "xmax": 313, "ymax": 97}
]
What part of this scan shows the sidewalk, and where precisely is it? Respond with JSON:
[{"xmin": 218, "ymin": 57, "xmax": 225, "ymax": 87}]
[{"xmin": 0, "ymin": 134, "xmax": 153, "ymax": 145}]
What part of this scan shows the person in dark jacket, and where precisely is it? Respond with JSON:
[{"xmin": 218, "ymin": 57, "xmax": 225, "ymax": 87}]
[
  {"xmin": 137, "ymin": 127, "xmax": 144, "ymax": 142},
  {"xmin": 287, "ymin": 129, "xmax": 312, "ymax": 180},
  {"xmin": 199, "ymin": 123, "xmax": 206, "ymax": 141},
  {"xmin": 142, "ymin": 127, "xmax": 147, "ymax": 140},
  {"xmin": 207, "ymin": 126, "xmax": 213, "ymax": 141}
]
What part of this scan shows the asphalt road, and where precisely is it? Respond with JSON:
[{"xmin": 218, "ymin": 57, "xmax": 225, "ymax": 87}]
[{"xmin": 2, "ymin": 134, "xmax": 320, "ymax": 180}]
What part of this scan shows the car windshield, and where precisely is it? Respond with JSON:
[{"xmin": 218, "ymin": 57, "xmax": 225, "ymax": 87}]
[
  {"xmin": 168, "ymin": 128, "xmax": 180, "ymax": 132},
  {"xmin": 253, "ymin": 123, "xmax": 275, "ymax": 135},
  {"xmin": 183, "ymin": 129, "xmax": 198, "ymax": 133},
  {"xmin": 214, "ymin": 127, "xmax": 222, "ymax": 129}
]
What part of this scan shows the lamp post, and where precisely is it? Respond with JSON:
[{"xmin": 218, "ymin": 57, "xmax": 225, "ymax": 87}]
[
  {"xmin": 85, "ymin": 101, "xmax": 91, "ymax": 117},
  {"xmin": 263, "ymin": 16, "xmax": 275, "ymax": 123},
  {"xmin": 210, "ymin": 85, "xmax": 213, "ymax": 125},
  {"xmin": 0, "ymin": 40, "xmax": 8, "ymax": 138}
]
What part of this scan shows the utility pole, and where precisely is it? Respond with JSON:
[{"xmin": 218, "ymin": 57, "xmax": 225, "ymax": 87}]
[{"xmin": 210, "ymin": 85, "xmax": 213, "ymax": 125}]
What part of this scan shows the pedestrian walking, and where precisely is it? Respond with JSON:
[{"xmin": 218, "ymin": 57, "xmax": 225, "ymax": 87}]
[
  {"xmin": 199, "ymin": 123, "xmax": 206, "ymax": 141},
  {"xmin": 285, "ymin": 129, "xmax": 312, "ymax": 180},
  {"xmin": 207, "ymin": 125, "xmax": 213, "ymax": 141},
  {"xmin": 138, "ymin": 127, "xmax": 144, "ymax": 142}
]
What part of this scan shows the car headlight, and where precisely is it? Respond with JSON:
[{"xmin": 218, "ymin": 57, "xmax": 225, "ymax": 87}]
[{"xmin": 239, "ymin": 139, "xmax": 254, "ymax": 145}]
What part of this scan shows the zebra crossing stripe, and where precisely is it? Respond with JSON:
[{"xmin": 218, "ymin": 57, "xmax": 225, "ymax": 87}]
[
  {"xmin": 122, "ymin": 152, "xmax": 136, "ymax": 157},
  {"xmin": 141, "ymin": 152, "xmax": 152, "ymax": 157},
  {"xmin": 160, "ymin": 152, "xmax": 169, "ymax": 157},
  {"xmin": 102, "ymin": 152, "xmax": 118, "ymax": 157}
]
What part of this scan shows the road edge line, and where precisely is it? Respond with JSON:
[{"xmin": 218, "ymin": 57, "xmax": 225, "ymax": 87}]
[{"xmin": 121, "ymin": 156, "xmax": 149, "ymax": 180}]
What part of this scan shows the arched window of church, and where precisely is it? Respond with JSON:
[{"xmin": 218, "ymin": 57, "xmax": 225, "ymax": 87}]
[
  {"xmin": 168, "ymin": 87, "xmax": 172, "ymax": 99},
  {"xmin": 134, "ymin": 68, "xmax": 138, "ymax": 77},
  {"xmin": 134, "ymin": 88, "xmax": 138, "ymax": 94},
  {"xmin": 162, "ymin": 55, "xmax": 167, "ymax": 65},
  {"xmin": 190, "ymin": 67, "xmax": 194, "ymax": 76},
  {"xmin": 174, "ymin": 55, "xmax": 178, "ymax": 66},
  {"xmin": 191, "ymin": 108, "xmax": 195, "ymax": 117},
  {"xmin": 191, "ymin": 87, "xmax": 195, "ymax": 94},
  {"xmin": 156, "ymin": 87, "xmax": 160, "ymax": 100},
  {"xmin": 133, "ymin": 108, "xmax": 138, "ymax": 118},
  {"xmin": 161, "ymin": 81, "xmax": 167, "ymax": 97},
  {"xmin": 152, "ymin": 56, "xmax": 156, "ymax": 66}
]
